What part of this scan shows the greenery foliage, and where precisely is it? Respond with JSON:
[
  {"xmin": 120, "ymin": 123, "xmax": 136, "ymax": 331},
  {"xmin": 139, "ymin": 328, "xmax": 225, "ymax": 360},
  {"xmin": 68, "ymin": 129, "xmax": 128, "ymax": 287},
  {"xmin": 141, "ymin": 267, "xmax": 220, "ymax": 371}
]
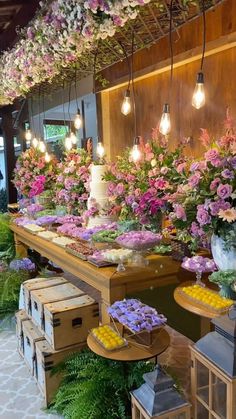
[
  {"xmin": 209, "ymin": 270, "xmax": 236, "ymax": 286},
  {"xmin": 0, "ymin": 269, "xmax": 28, "ymax": 317},
  {"xmin": 50, "ymin": 349, "xmax": 154, "ymax": 419},
  {"xmin": 0, "ymin": 214, "xmax": 15, "ymax": 261}
]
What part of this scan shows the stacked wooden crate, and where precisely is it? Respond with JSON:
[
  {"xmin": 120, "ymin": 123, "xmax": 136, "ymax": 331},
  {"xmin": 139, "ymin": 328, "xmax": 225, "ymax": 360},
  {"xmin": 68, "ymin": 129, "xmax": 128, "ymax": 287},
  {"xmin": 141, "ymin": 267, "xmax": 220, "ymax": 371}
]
[{"xmin": 15, "ymin": 276, "xmax": 99, "ymax": 406}]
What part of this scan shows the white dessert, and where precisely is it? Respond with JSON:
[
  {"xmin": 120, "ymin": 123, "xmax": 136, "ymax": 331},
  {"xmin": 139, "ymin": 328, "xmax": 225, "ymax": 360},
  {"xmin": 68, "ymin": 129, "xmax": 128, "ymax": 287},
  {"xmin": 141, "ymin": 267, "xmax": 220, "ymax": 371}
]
[
  {"xmin": 102, "ymin": 249, "xmax": 133, "ymax": 263},
  {"xmin": 24, "ymin": 224, "xmax": 45, "ymax": 232},
  {"xmin": 52, "ymin": 237, "xmax": 76, "ymax": 248},
  {"xmin": 87, "ymin": 164, "xmax": 114, "ymax": 228},
  {"xmin": 37, "ymin": 231, "xmax": 59, "ymax": 240}
]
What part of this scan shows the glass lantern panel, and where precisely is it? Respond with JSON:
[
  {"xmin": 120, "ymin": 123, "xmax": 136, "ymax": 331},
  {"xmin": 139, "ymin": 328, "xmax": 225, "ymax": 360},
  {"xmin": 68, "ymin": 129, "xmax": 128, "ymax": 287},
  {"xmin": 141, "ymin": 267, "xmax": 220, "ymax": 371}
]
[
  {"xmin": 211, "ymin": 373, "xmax": 227, "ymax": 419},
  {"xmin": 196, "ymin": 401, "xmax": 209, "ymax": 419},
  {"xmin": 196, "ymin": 359, "xmax": 209, "ymax": 405}
]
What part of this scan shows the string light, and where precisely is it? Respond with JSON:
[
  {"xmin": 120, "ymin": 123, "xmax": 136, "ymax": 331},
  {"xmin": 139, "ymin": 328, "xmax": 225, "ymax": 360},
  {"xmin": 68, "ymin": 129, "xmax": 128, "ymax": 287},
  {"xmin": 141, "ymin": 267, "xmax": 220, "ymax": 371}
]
[
  {"xmin": 45, "ymin": 152, "xmax": 51, "ymax": 163},
  {"xmin": 32, "ymin": 137, "xmax": 38, "ymax": 148},
  {"xmin": 130, "ymin": 137, "xmax": 141, "ymax": 163},
  {"xmin": 192, "ymin": 0, "xmax": 206, "ymax": 109},
  {"xmin": 74, "ymin": 109, "xmax": 82, "ymax": 130},
  {"xmin": 97, "ymin": 141, "xmax": 105, "ymax": 159},
  {"xmin": 65, "ymin": 136, "xmax": 72, "ymax": 151},
  {"xmin": 38, "ymin": 140, "xmax": 46, "ymax": 153},
  {"xmin": 25, "ymin": 129, "xmax": 32, "ymax": 141},
  {"xmin": 70, "ymin": 131, "xmax": 77, "ymax": 145},
  {"xmin": 159, "ymin": 104, "xmax": 171, "ymax": 135},
  {"xmin": 121, "ymin": 89, "xmax": 131, "ymax": 115},
  {"xmin": 159, "ymin": 0, "xmax": 173, "ymax": 136}
]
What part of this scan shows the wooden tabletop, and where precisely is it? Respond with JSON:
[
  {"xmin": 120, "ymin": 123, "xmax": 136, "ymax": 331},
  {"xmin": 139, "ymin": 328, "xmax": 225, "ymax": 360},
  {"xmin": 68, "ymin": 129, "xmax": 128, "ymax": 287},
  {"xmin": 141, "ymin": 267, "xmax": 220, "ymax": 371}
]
[
  {"xmin": 87, "ymin": 327, "xmax": 170, "ymax": 361},
  {"xmin": 174, "ymin": 281, "xmax": 225, "ymax": 319}
]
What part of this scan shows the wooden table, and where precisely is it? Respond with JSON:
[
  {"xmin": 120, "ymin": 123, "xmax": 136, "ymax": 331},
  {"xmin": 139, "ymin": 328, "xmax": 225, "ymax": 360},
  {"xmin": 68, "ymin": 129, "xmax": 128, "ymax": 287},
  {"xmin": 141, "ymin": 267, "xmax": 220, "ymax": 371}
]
[
  {"xmin": 87, "ymin": 327, "xmax": 170, "ymax": 362},
  {"xmin": 174, "ymin": 281, "xmax": 222, "ymax": 336},
  {"xmin": 11, "ymin": 224, "xmax": 180, "ymax": 323}
]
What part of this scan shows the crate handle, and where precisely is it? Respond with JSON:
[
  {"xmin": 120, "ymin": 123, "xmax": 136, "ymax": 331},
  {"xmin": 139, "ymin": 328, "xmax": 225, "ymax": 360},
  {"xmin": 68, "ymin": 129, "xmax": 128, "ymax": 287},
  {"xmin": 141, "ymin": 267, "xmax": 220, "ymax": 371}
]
[
  {"xmin": 72, "ymin": 317, "xmax": 82, "ymax": 328},
  {"xmin": 34, "ymin": 301, "xmax": 38, "ymax": 311},
  {"xmin": 26, "ymin": 336, "xmax": 31, "ymax": 347}
]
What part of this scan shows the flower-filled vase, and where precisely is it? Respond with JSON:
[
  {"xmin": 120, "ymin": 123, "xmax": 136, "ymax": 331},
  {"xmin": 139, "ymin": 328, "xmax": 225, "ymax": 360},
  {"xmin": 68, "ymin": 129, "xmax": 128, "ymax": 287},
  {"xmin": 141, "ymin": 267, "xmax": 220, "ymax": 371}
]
[{"xmin": 211, "ymin": 233, "xmax": 236, "ymax": 271}]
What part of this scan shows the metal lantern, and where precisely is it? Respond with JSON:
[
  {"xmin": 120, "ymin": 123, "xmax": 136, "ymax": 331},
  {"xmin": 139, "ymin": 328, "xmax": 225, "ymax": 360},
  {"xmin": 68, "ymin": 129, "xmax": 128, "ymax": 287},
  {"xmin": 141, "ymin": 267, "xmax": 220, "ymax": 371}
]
[
  {"xmin": 131, "ymin": 366, "xmax": 191, "ymax": 419},
  {"xmin": 191, "ymin": 311, "xmax": 236, "ymax": 419}
]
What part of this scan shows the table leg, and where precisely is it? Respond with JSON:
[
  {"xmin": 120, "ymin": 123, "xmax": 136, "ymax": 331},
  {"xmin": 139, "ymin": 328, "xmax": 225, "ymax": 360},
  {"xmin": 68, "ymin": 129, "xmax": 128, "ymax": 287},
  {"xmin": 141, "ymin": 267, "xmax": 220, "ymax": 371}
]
[
  {"xmin": 200, "ymin": 317, "xmax": 211, "ymax": 337},
  {"xmin": 100, "ymin": 285, "xmax": 126, "ymax": 324},
  {"xmin": 14, "ymin": 233, "xmax": 28, "ymax": 258}
]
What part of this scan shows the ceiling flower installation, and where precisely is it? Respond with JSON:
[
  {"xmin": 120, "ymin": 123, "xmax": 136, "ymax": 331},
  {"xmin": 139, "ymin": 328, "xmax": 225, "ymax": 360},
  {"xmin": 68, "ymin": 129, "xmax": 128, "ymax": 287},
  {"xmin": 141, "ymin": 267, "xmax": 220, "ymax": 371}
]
[{"xmin": 0, "ymin": 0, "xmax": 151, "ymax": 105}]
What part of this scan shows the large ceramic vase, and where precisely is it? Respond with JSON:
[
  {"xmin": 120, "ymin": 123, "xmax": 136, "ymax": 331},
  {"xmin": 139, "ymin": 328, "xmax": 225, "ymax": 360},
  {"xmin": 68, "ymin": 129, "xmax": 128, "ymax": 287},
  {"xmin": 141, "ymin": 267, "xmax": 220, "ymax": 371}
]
[{"xmin": 211, "ymin": 234, "xmax": 236, "ymax": 270}]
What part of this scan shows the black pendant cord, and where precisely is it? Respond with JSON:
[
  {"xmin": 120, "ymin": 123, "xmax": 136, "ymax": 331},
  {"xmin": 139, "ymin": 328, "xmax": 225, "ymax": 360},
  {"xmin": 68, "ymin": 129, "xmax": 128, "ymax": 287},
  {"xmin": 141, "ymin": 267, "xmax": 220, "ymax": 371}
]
[
  {"xmin": 68, "ymin": 80, "xmax": 72, "ymax": 132},
  {"xmin": 62, "ymin": 80, "xmax": 66, "ymax": 130},
  {"xmin": 130, "ymin": 30, "xmax": 137, "ymax": 139},
  {"xmin": 30, "ymin": 96, "xmax": 35, "ymax": 135},
  {"xmin": 200, "ymin": 0, "xmax": 206, "ymax": 71},
  {"xmin": 118, "ymin": 40, "xmax": 132, "ymax": 91},
  {"xmin": 168, "ymin": 0, "xmax": 174, "ymax": 104},
  {"xmin": 38, "ymin": 87, "xmax": 41, "ymax": 139},
  {"xmin": 42, "ymin": 92, "xmax": 47, "ymax": 141},
  {"xmin": 74, "ymin": 67, "xmax": 79, "ymax": 112}
]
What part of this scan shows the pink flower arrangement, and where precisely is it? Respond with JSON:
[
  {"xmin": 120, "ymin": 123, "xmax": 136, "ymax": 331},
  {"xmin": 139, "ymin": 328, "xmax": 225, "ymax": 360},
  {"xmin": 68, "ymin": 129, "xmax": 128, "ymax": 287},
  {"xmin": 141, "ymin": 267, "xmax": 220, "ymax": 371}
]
[
  {"xmin": 54, "ymin": 149, "xmax": 92, "ymax": 214},
  {"xmin": 13, "ymin": 147, "xmax": 57, "ymax": 198}
]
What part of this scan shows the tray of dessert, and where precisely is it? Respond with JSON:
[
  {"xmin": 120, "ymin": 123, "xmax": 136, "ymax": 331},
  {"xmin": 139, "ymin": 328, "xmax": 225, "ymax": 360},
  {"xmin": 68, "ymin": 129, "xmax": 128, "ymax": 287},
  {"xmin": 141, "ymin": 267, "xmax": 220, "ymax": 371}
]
[
  {"xmin": 51, "ymin": 236, "xmax": 76, "ymax": 248},
  {"xmin": 90, "ymin": 325, "xmax": 127, "ymax": 351},
  {"xmin": 176, "ymin": 284, "xmax": 233, "ymax": 314},
  {"xmin": 37, "ymin": 230, "xmax": 59, "ymax": 241},
  {"xmin": 87, "ymin": 251, "xmax": 116, "ymax": 268},
  {"xmin": 23, "ymin": 224, "xmax": 45, "ymax": 234},
  {"xmin": 66, "ymin": 241, "xmax": 95, "ymax": 260}
]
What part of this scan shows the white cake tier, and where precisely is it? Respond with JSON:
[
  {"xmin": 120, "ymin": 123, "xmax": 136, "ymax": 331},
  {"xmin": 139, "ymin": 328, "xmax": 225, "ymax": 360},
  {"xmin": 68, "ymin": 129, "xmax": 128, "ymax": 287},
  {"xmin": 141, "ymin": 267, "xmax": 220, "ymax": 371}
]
[
  {"xmin": 88, "ymin": 196, "xmax": 109, "ymax": 210},
  {"xmin": 89, "ymin": 181, "xmax": 108, "ymax": 198},
  {"xmin": 90, "ymin": 164, "xmax": 107, "ymax": 183},
  {"xmin": 87, "ymin": 215, "xmax": 114, "ymax": 228}
]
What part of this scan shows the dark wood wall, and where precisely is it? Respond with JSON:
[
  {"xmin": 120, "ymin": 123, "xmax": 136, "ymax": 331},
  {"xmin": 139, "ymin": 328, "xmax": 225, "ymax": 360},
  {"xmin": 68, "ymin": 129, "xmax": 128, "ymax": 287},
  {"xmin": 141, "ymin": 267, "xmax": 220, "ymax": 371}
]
[{"xmin": 98, "ymin": 0, "xmax": 236, "ymax": 160}]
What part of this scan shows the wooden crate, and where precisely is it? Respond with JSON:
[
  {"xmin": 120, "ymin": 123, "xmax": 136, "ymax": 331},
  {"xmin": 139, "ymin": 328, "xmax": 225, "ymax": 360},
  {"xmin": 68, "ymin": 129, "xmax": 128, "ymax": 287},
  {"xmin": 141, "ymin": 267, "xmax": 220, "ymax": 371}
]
[
  {"xmin": 31, "ymin": 282, "xmax": 84, "ymax": 330},
  {"xmin": 22, "ymin": 277, "xmax": 67, "ymax": 315},
  {"xmin": 44, "ymin": 294, "xmax": 99, "ymax": 350},
  {"xmin": 22, "ymin": 319, "xmax": 44, "ymax": 374},
  {"xmin": 15, "ymin": 309, "xmax": 29, "ymax": 357},
  {"xmin": 35, "ymin": 339, "xmax": 86, "ymax": 406}
]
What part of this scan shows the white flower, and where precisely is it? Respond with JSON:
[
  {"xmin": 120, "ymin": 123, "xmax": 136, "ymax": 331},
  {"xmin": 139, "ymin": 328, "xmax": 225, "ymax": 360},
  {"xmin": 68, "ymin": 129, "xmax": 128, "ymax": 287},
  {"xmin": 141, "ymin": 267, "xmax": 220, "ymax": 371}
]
[{"xmin": 218, "ymin": 208, "xmax": 236, "ymax": 223}]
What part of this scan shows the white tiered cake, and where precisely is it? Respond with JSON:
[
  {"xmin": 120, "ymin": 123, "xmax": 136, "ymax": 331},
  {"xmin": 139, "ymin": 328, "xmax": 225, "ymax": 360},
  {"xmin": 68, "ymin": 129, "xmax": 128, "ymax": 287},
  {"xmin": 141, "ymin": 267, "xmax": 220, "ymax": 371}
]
[{"xmin": 87, "ymin": 164, "xmax": 113, "ymax": 228}]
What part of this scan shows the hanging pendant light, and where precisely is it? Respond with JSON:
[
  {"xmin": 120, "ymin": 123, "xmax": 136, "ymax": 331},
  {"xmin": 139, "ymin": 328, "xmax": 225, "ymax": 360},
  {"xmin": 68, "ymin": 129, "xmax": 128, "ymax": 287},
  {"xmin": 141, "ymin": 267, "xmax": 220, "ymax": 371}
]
[
  {"xmin": 159, "ymin": 0, "xmax": 173, "ymax": 136},
  {"xmin": 97, "ymin": 141, "xmax": 105, "ymax": 159},
  {"xmin": 38, "ymin": 140, "xmax": 46, "ymax": 153},
  {"xmin": 45, "ymin": 151, "xmax": 51, "ymax": 163},
  {"xmin": 159, "ymin": 104, "xmax": 171, "ymax": 135},
  {"xmin": 65, "ymin": 136, "xmax": 72, "ymax": 151},
  {"xmin": 74, "ymin": 109, "xmax": 82, "ymax": 129},
  {"xmin": 32, "ymin": 137, "xmax": 38, "ymax": 148},
  {"xmin": 70, "ymin": 131, "xmax": 77, "ymax": 145},
  {"xmin": 25, "ymin": 129, "xmax": 32, "ymax": 141},
  {"xmin": 121, "ymin": 89, "xmax": 131, "ymax": 116},
  {"xmin": 130, "ymin": 137, "xmax": 141, "ymax": 163},
  {"xmin": 192, "ymin": 0, "xmax": 206, "ymax": 109}
]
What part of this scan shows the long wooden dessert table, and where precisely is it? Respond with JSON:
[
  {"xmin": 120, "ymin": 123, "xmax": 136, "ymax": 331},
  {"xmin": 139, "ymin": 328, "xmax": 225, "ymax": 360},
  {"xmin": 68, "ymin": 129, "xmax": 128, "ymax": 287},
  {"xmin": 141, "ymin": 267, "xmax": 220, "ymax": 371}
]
[{"xmin": 11, "ymin": 224, "xmax": 180, "ymax": 323}]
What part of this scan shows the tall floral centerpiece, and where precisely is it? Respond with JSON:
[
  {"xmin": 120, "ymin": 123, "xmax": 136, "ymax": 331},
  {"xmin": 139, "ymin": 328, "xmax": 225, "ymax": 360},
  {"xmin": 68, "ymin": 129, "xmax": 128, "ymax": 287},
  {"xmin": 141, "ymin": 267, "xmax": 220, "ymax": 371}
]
[
  {"xmin": 104, "ymin": 130, "xmax": 188, "ymax": 231},
  {"xmin": 169, "ymin": 117, "xmax": 236, "ymax": 269},
  {"xmin": 54, "ymin": 148, "xmax": 92, "ymax": 215},
  {"xmin": 13, "ymin": 147, "xmax": 57, "ymax": 200}
]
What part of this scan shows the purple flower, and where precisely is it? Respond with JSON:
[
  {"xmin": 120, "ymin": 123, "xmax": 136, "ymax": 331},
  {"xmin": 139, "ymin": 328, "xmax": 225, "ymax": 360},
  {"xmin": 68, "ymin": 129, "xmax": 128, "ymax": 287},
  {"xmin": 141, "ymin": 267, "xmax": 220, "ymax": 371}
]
[
  {"xmin": 229, "ymin": 156, "xmax": 236, "ymax": 169},
  {"xmin": 182, "ymin": 256, "xmax": 216, "ymax": 273},
  {"xmin": 196, "ymin": 205, "xmax": 211, "ymax": 226},
  {"xmin": 191, "ymin": 222, "xmax": 204, "ymax": 237},
  {"xmin": 115, "ymin": 183, "xmax": 125, "ymax": 196},
  {"xmin": 10, "ymin": 258, "xmax": 35, "ymax": 272},
  {"xmin": 221, "ymin": 169, "xmax": 234, "ymax": 179},
  {"xmin": 217, "ymin": 183, "xmax": 232, "ymax": 199},
  {"xmin": 204, "ymin": 148, "xmax": 219, "ymax": 162},
  {"xmin": 209, "ymin": 200, "xmax": 231, "ymax": 216},
  {"xmin": 173, "ymin": 204, "xmax": 187, "ymax": 221},
  {"xmin": 210, "ymin": 178, "xmax": 221, "ymax": 191},
  {"xmin": 188, "ymin": 172, "xmax": 201, "ymax": 188}
]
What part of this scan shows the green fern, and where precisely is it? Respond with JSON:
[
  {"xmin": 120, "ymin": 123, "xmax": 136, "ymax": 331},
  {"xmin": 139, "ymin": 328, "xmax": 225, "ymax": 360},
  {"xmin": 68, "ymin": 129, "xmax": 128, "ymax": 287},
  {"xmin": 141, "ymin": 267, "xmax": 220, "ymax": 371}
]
[
  {"xmin": 0, "ymin": 269, "xmax": 28, "ymax": 317},
  {"xmin": 49, "ymin": 349, "xmax": 154, "ymax": 419}
]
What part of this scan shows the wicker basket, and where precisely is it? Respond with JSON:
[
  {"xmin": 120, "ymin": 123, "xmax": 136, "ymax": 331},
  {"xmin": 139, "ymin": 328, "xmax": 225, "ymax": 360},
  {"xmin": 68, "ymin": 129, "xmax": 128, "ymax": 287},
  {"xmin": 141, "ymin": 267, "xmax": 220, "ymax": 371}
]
[{"xmin": 170, "ymin": 237, "xmax": 192, "ymax": 261}]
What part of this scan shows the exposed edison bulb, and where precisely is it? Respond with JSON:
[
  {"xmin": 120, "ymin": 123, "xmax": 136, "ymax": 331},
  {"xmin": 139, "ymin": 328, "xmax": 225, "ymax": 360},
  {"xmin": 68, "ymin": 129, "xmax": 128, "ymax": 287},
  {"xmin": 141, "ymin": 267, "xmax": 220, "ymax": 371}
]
[
  {"xmin": 32, "ymin": 137, "xmax": 38, "ymax": 148},
  {"xmin": 70, "ymin": 131, "xmax": 77, "ymax": 145},
  {"xmin": 45, "ymin": 152, "xmax": 51, "ymax": 163},
  {"xmin": 192, "ymin": 72, "xmax": 205, "ymax": 109},
  {"xmin": 130, "ymin": 144, "xmax": 141, "ymax": 163},
  {"xmin": 25, "ymin": 129, "xmax": 32, "ymax": 141},
  {"xmin": 159, "ymin": 103, "xmax": 171, "ymax": 135},
  {"xmin": 97, "ymin": 142, "xmax": 105, "ymax": 159},
  {"xmin": 74, "ymin": 109, "xmax": 82, "ymax": 130},
  {"xmin": 38, "ymin": 140, "xmax": 46, "ymax": 153},
  {"xmin": 121, "ymin": 89, "xmax": 131, "ymax": 116},
  {"xmin": 65, "ymin": 136, "xmax": 72, "ymax": 151}
]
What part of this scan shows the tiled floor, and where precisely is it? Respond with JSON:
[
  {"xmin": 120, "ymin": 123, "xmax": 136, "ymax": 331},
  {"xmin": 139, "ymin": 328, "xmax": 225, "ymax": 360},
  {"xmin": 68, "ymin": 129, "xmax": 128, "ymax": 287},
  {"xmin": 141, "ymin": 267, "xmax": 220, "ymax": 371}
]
[{"xmin": 0, "ymin": 327, "xmax": 61, "ymax": 419}]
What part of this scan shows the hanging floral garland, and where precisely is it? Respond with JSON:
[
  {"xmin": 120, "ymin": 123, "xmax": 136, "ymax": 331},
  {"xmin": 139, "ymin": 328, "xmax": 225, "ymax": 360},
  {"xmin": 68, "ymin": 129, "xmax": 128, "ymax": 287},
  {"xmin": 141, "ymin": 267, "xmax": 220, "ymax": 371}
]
[{"xmin": 0, "ymin": 0, "xmax": 152, "ymax": 105}]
